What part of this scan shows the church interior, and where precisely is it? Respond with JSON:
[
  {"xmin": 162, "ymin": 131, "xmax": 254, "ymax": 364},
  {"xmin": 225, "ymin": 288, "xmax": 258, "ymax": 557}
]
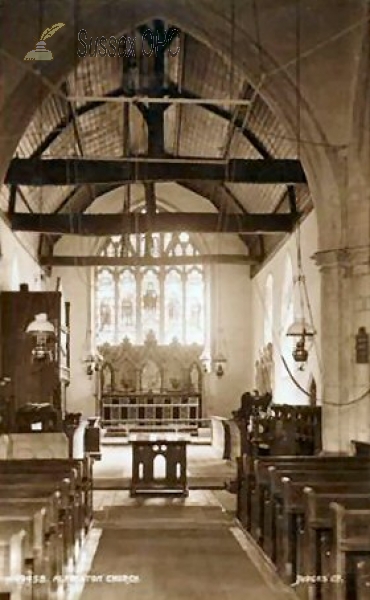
[{"xmin": 0, "ymin": 0, "xmax": 370, "ymax": 598}]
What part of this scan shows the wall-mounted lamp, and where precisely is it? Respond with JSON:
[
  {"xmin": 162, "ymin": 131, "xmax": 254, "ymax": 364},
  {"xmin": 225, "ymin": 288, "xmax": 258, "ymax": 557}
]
[
  {"xmin": 200, "ymin": 346, "xmax": 227, "ymax": 377},
  {"xmin": 199, "ymin": 349, "xmax": 211, "ymax": 374},
  {"xmin": 83, "ymin": 353, "xmax": 103, "ymax": 379},
  {"xmin": 26, "ymin": 313, "xmax": 56, "ymax": 362}
]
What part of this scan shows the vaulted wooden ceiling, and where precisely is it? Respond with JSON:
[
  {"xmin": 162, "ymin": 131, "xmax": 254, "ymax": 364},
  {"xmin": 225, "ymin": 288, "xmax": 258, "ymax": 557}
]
[{"xmin": 1, "ymin": 19, "xmax": 311, "ymax": 273}]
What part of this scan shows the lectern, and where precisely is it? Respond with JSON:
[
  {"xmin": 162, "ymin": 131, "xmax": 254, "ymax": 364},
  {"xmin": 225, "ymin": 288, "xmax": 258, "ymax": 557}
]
[{"xmin": 130, "ymin": 437, "xmax": 188, "ymax": 496}]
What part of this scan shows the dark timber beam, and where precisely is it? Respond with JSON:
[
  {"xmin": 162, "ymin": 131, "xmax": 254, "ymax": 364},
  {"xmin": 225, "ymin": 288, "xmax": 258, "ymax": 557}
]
[
  {"xmin": 8, "ymin": 185, "xmax": 17, "ymax": 215},
  {"xmin": 9, "ymin": 212, "xmax": 297, "ymax": 235},
  {"xmin": 40, "ymin": 254, "xmax": 256, "ymax": 267},
  {"xmin": 6, "ymin": 158, "xmax": 307, "ymax": 186}
]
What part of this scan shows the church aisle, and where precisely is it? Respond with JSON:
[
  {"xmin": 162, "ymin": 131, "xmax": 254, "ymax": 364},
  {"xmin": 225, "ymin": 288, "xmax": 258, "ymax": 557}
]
[
  {"xmin": 76, "ymin": 494, "xmax": 297, "ymax": 600},
  {"xmin": 92, "ymin": 443, "xmax": 236, "ymax": 490}
]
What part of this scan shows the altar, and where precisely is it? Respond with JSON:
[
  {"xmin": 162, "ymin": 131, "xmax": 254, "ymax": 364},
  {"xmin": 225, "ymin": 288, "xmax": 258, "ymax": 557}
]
[{"xmin": 98, "ymin": 334, "xmax": 203, "ymax": 432}]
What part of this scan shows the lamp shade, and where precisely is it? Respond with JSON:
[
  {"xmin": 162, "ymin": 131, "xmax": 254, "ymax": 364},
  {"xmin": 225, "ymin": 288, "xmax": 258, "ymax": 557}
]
[
  {"xmin": 199, "ymin": 348, "xmax": 210, "ymax": 362},
  {"xmin": 26, "ymin": 313, "xmax": 55, "ymax": 335},
  {"xmin": 83, "ymin": 353, "xmax": 95, "ymax": 364},
  {"xmin": 286, "ymin": 317, "xmax": 315, "ymax": 337}
]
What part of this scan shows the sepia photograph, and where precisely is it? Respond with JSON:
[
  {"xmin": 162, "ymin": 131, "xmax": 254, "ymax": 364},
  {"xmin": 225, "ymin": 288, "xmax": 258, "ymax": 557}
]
[{"xmin": 0, "ymin": 0, "xmax": 370, "ymax": 598}]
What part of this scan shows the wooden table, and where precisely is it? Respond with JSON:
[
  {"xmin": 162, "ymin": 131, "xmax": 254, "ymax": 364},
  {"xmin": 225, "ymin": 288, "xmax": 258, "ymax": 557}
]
[{"xmin": 130, "ymin": 434, "xmax": 188, "ymax": 497}]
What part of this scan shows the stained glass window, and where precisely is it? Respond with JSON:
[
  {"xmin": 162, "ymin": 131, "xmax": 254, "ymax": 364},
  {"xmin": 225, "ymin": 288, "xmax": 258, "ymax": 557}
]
[
  {"xmin": 96, "ymin": 269, "xmax": 115, "ymax": 344},
  {"xmin": 141, "ymin": 269, "xmax": 160, "ymax": 341},
  {"xmin": 164, "ymin": 268, "xmax": 183, "ymax": 343},
  {"xmin": 186, "ymin": 268, "xmax": 204, "ymax": 344},
  {"xmin": 117, "ymin": 269, "xmax": 136, "ymax": 341},
  {"xmin": 94, "ymin": 233, "xmax": 206, "ymax": 346}
]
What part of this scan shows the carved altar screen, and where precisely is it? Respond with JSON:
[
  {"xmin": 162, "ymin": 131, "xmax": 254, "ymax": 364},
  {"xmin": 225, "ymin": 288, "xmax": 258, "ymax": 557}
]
[
  {"xmin": 98, "ymin": 336, "xmax": 203, "ymax": 428},
  {"xmin": 95, "ymin": 233, "xmax": 205, "ymax": 347}
]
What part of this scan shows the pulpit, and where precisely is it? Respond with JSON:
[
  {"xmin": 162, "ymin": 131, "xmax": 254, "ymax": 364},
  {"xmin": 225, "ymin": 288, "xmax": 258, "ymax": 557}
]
[{"xmin": 0, "ymin": 285, "xmax": 70, "ymax": 430}]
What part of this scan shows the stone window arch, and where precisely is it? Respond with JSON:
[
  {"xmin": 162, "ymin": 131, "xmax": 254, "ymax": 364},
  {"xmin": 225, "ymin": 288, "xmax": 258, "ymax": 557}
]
[
  {"xmin": 280, "ymin": 255, "xmax": 295, "ymax": 375},
  {"xmin": 94, "ymin": 232, "xmax": 206, "ymax": 346},
  {"xmin": 264, "ymin": 274, "xmax": 274, "ymax": 345}
]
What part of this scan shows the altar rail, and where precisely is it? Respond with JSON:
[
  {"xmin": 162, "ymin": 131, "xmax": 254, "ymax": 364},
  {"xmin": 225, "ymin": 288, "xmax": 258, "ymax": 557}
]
[{"xmin": 101, "ymin": 393, "xmax": 201, "ymax": 428}]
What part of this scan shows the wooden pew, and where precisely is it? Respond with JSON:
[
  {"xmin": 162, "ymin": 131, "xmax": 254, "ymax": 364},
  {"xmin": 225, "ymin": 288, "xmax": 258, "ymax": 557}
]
[
  {"xmin": 0, "ymin": 477, "xmax": 75, "ymax": 569},
  {"xmin": 0, "ymin": 455, "xmax": 94, "ymax": 599},
  {"xmin": 237, "ymin": 456, "xmax": 370, "ymax": 586},
  {"xmin": 248, "ymin": 458, "xmax": 370, "ymax": 533},
  {"xmin": 295, "ymin": 407, "xmax": 322, "ymax": 455},
  {"xmin": 0, "ymin": 523, "xmax": 28, "ymax": 600},
  {"xmin": 276, "ymin": 479, "xmax": 370, "ymax": 588},
  {"xmin": 0, "ymin": 472, "xmax": 80, "ymax": 542},
  {"xmin": 0, "ymin": 458, "xmax": 93, "ymax": 532},
  {"xmin": 0, "ymin": 478, "xmax": 77, "ymax": 598},
  {"xmin": 238, "ymin": 455, "xmax": 370, "ymax": 533},
  {"xmin": 252, "ymin": 458, "xmax": 370, "ymax": 547},
  {"xmin": 0, "ymin": 511, "xmax": 49, "ymax": 600},
  {"xmin": 330, "ymin": 503, "xmax": 370, "ymax": 600},
  {"xmin": 351, "ymin": 440, "xmax": 370, "ymax": 458},
  {"xmin": 236, "ymin": 451, "xmax": 370, "ymax": 597},
  {"xmin": 302, "ymin": 490, "xmax": 370, "ymax": 600},
  {"xmin": 235, "ymin": 402, "xmax": 321, "ymax": 458},
  {"xmin": 252, "ymin": 406, "xmax": 322, "ymax": 456},
  {"xmin": 0, "ymin": 492, "xmax": 61, "ymax": 526},
  {"xmin": 261, "ymin": 466, "xmax": 370, "ymax": 564},
  {"xmin": 0, "ymin": 467, "xmax": 85, "ymax": 552},
  {"xmin": 0, "ymin": 491, "xmax": 64, "ymax": 590},
  {"xmin": 0, "ymin": 499, "xmax": 60, "ymax": 589},
  {"xmin": 0, "ymin": 461, "xmax": 91, "ymax": 550}
]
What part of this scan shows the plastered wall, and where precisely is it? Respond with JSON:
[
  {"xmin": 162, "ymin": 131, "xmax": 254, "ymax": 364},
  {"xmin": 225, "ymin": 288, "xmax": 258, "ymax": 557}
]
[{"xmin": 251, "ymin": 211, "xmax": 322, "ymax": 405}]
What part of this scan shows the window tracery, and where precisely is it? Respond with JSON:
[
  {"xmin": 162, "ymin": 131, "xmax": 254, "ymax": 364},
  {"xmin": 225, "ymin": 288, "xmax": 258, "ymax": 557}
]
[{"xmin": 95, "ymin": 233, "xmax": 205, "ymax": 346}]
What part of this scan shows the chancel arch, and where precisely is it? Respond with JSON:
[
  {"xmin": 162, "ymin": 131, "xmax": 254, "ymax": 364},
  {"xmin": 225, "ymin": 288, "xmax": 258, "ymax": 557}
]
[{"xmin": 93, "ymin": 231, "xmax": 207, "ymax": 427}]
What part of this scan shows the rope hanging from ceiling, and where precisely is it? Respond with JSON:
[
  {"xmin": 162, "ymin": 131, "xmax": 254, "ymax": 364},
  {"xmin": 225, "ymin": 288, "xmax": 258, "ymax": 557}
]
[
  {"xmin": 7, "ymin": 0, "xmax": 369, "ymax": 407},
  {"xmin": 254, "ymin": 0, "xmax": 370, "ymax": 408}
]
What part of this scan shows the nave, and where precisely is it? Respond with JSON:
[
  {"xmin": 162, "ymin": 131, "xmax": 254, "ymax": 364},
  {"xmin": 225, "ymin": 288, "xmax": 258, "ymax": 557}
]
[
  {"xmin": 67, "ymin": 442, "xmax": 297, "ymax": 600},
  {"xmin": 1, "ymin": 398, "xmax": 370, "ymax": 599},
  {"xmin": 1, "ymin": 1, "xmax": 370, "ymax": 599}
]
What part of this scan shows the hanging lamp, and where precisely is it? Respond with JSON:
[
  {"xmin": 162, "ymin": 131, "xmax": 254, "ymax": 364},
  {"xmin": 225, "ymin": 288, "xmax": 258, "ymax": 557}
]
[
  {"xmin": 213, "ymin": 350, "xmax": 227, "ymax": 377},
  {"xmin": 286, "ymin": 317, "xmax": 315, "ymax": 364},
  {"xmin": 286, "ymin": 230, "xmax": 316, "ymax": 365}
]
